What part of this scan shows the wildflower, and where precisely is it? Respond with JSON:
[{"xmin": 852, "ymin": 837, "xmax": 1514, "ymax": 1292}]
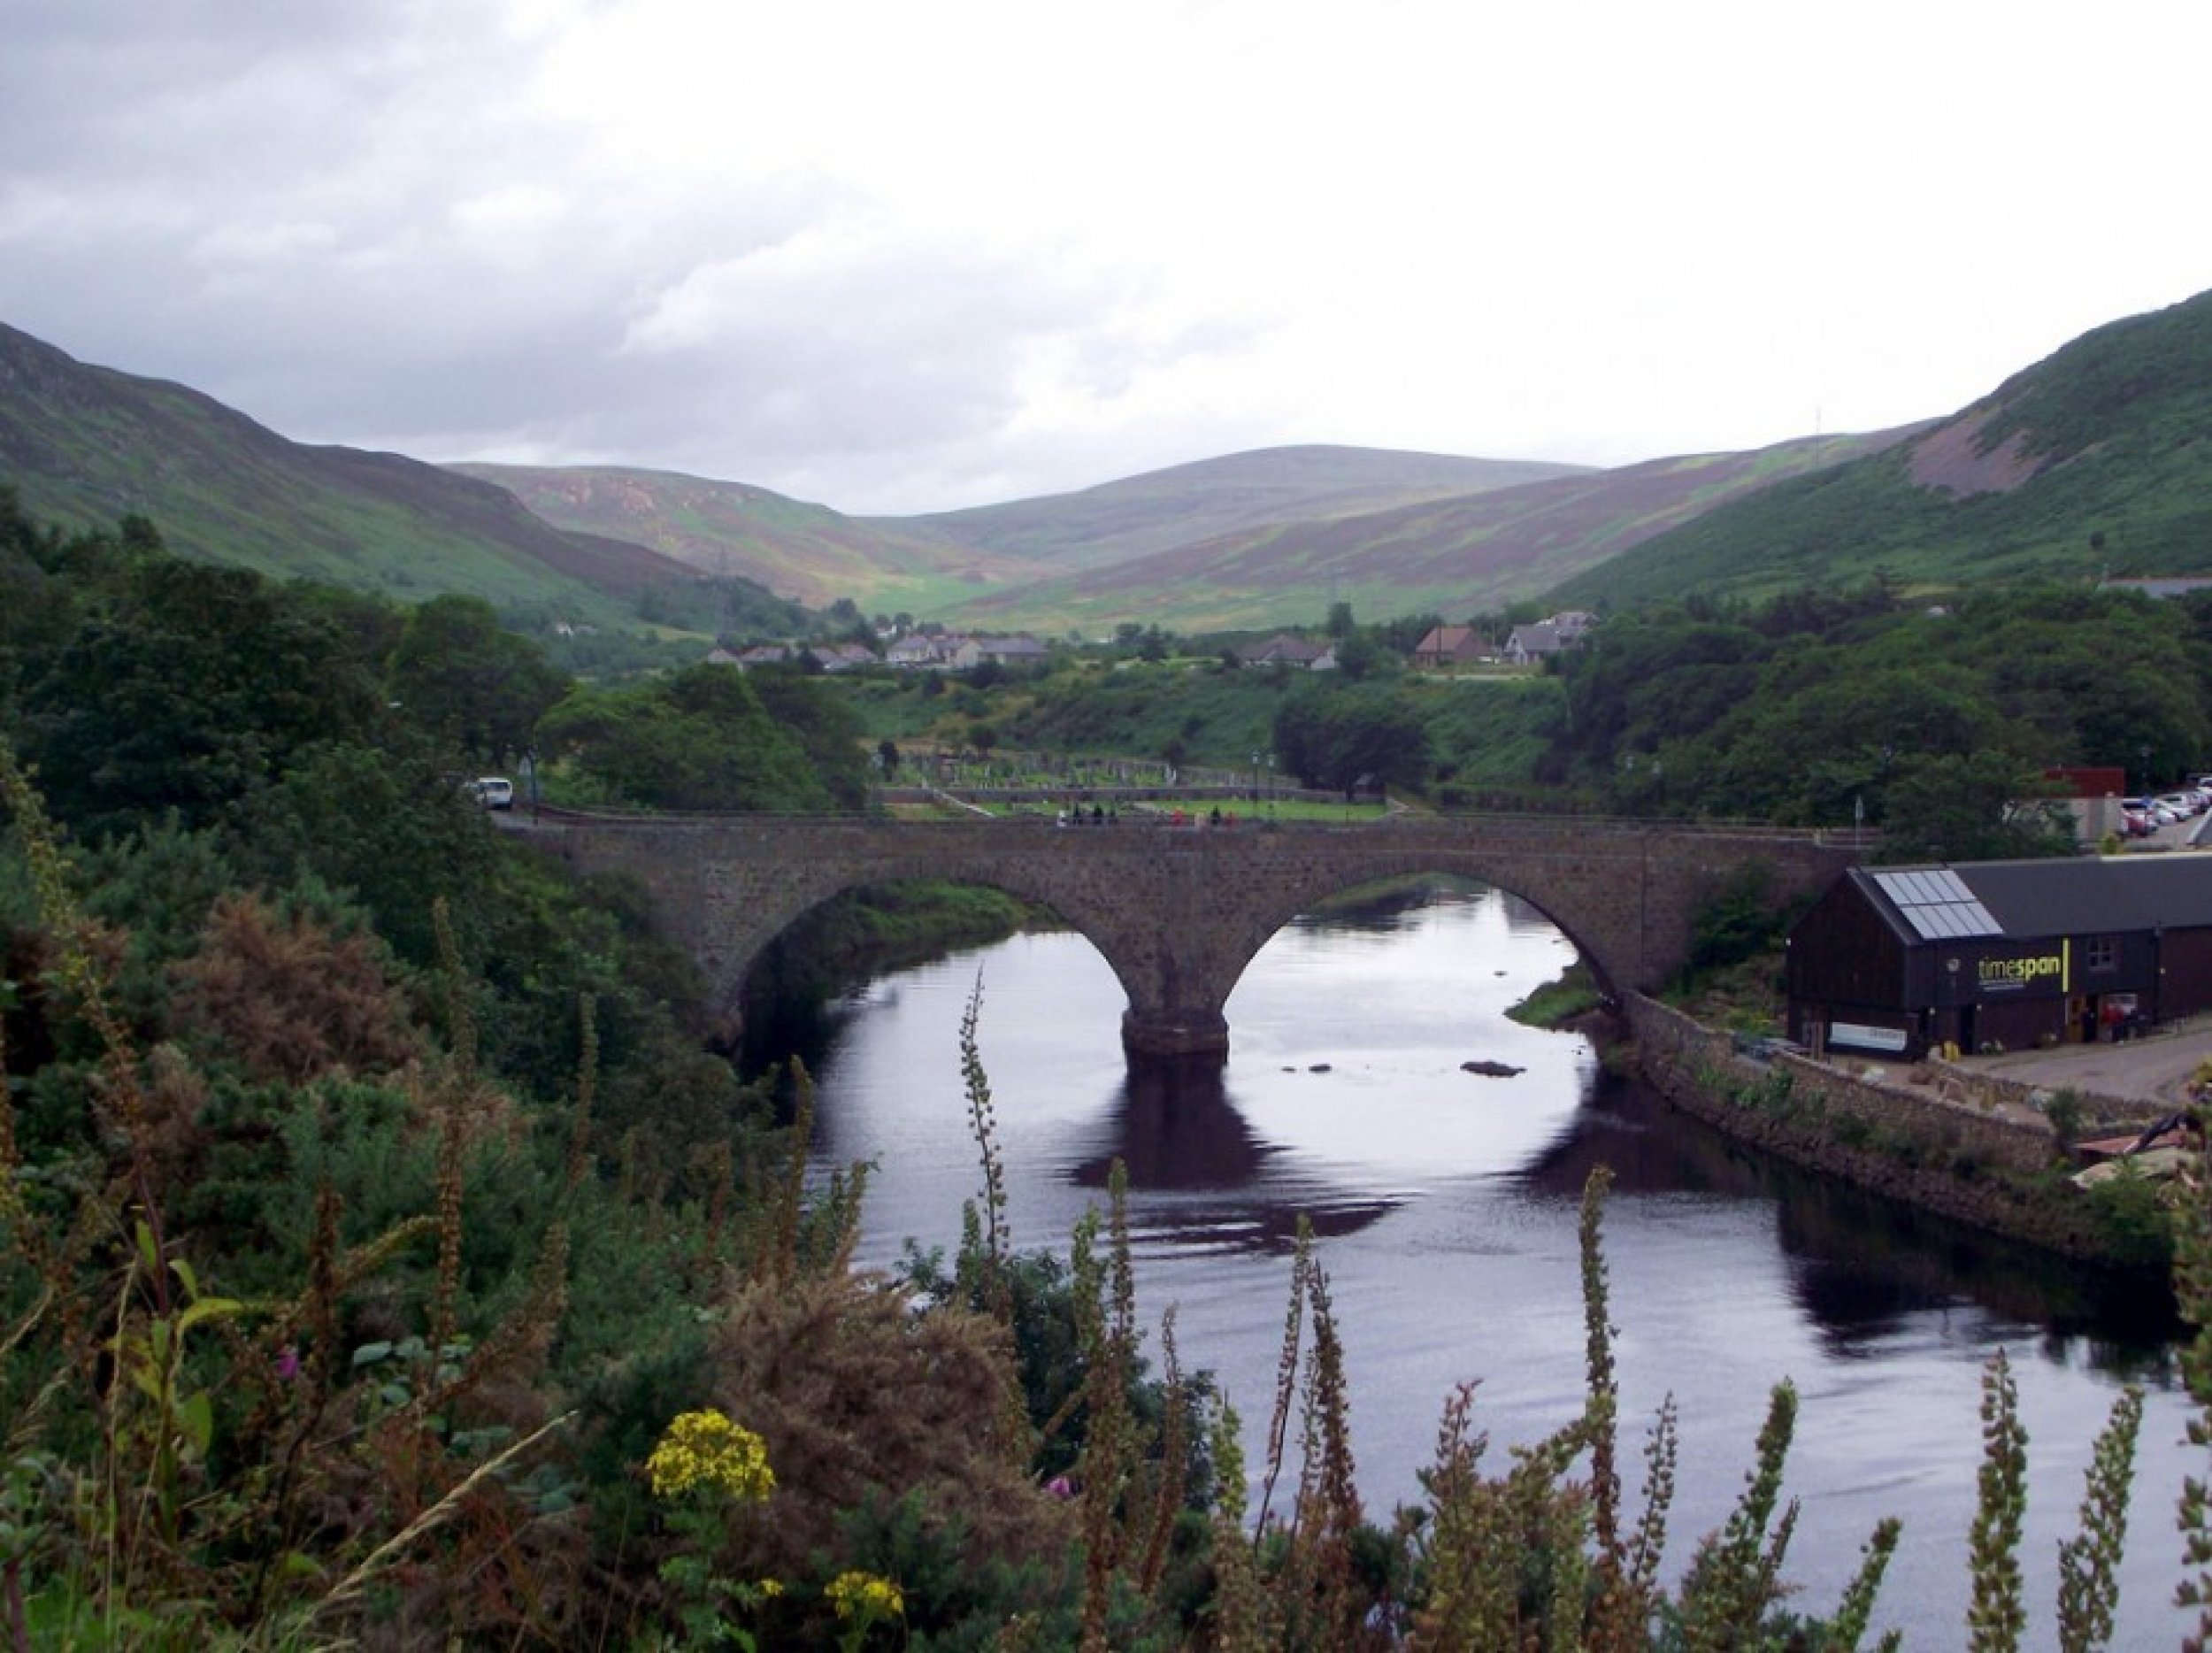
[
  {"xmin": 273, "ymin": 1345, "xmax": 301, "ymax": 1380},
  {"xmin": 646, "ymin": 1409, "xmax": 776, "ymax": 1502},
  {"xmin": 826, "ymin": 1569, "xmax": 905, "ymax": 1623}
]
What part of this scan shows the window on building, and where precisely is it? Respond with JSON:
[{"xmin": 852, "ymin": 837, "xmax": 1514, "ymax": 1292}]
[{"xmin": 2085, "ymin": 936, "xmax": 2117, "ymax": 972}]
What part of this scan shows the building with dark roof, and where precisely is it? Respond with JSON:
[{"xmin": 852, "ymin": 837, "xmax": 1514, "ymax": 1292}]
[{"xmin": 1785, "ymin": 856, "xmax": 2212, "ymax": 1060}]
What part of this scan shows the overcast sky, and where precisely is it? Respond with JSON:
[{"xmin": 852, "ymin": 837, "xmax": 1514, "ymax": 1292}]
[{"xmin": 4, "ymin": 2, "xmax": 2208, "ymax": 516}]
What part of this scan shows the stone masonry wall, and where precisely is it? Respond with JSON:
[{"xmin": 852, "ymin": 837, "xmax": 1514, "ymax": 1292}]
[
  {"xmin": 1622, "ymin": 994, "xmax": 2142, "ymax": 1258},
  {"xmin": 1626, "ymin": 994, "xmax": 2056, "ymax": 1169}
]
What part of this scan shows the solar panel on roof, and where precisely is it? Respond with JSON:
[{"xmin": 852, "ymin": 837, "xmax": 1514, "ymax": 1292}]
[{"xmin": 1868, "ymin": 868, "xmax": 2004, "ymax": 941}]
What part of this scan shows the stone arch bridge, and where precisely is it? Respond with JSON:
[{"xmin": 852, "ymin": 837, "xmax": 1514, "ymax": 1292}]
[{"xmin": 531, "ymin": 811, "xmax": 1861, "ymax": 1065}]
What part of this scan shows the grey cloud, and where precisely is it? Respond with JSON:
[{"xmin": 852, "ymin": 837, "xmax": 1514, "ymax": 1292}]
[
  {"xmin": 0, "ymin": 4, "xmax": 1281, "ymax": 509},
  {"xmin": 0, "ymin": 1, "xmax": 1149, "ymax": 509}
]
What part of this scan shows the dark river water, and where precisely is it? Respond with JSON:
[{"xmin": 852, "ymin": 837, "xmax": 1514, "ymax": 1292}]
[{"xmin": 790, "ymin": 885, "xmax": 2197, "ymax": 1646}]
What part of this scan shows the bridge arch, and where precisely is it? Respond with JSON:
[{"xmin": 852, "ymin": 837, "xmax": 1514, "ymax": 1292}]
[
  {"xmin": 1202, "ymin": 851, "xmax": 1621, "ymax": 1019},
  {"xmin": 533, "ymin": 812, "xmax": 1861, "ymax": 1066},
  {"xmin": 684, "ymin": 846, "xmax": 1169, "ymax": 1045}
]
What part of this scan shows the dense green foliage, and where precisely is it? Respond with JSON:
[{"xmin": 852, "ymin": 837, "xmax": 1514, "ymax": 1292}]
[
  {"xmin": 1554, "ymin": 583, "xmax": 2211, "ymax": 850},
  {"xmin": 0, "ymin": 491, "xmax": 867, "ymax": 1104},
  {"xmin": 0, "ymin": 504, "xmax": 1104, "ymax": 1643},
  {"xmin": 826, "ymin": 579, "xmax": 2211, "ymax": 856},
  {"xmin": 537, "ymin": 661, "xmax": 872, "ymax": 812},
  {"xmin": 837, "ymin": 649, "xmax": 1571, "ymax": 807},
  {"xmin": 1271, "ymin": 680, "xmax": 1432, "ymax": 796},
  {"xmin": 388, "ymin": 594, "xmax": 572, "ymax": 765},
  {"xmin": 7, "ymin": 493, "xmax": 2212, "ymax": 1646}
]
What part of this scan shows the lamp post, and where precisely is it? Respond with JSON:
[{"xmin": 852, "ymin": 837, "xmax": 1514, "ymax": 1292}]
[{"xmin": 1251, "ymin": 749, "xmax": 1262, "ymax": 805}]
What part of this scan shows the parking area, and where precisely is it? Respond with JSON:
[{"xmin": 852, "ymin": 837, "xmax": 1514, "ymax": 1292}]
[{"xmin": 1955, "ymin": 1013, "xmax": 2212, "ymax": 1108}]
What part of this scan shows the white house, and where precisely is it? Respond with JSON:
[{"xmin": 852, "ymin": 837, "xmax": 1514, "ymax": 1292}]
[{"xmin": 1504, "ymin": 611, "xmax": 1598, "ymax": 665}]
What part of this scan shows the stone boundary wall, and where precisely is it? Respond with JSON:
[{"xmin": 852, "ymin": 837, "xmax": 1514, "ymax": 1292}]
[
  {"xmin": 1616, "ymin": 993, "xmax": 2154, "ymax": 1259},
  {"xmin": 1624, "ymin": 994, "xmax": 2057, "ymax": 1171}
]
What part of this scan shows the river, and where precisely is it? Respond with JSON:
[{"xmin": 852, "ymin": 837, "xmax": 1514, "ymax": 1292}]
[{"xmin": 789, "ymin": 883, "xmax": 2198, "ymax": 1646}]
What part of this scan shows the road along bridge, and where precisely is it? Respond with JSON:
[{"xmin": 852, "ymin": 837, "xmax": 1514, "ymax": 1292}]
[{"xmin": 529, "ymin": 811, "xmax": 1862, "ymax": 1065}]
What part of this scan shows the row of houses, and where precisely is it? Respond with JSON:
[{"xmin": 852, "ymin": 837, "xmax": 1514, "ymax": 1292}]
[
  {"xmin": 1237, "ymin": 634, "xmax": 1338, "ymax": 670},
  {"xmin": 1411, "ymin": 610, "xmax": 1597, "ymax": 668},
  {"xmin": 882, "ymin": 633, "xmax": 1050, "ymax": 670},
  {"xmin": 708, "ymin": 633, "xmax": 1055, "ymax": 673},
  {"xmin": 704, "ymin": 641, "xmax": 879, "ymax": 673},
  {"xmin": 706, "ymin": 614, "xmax": 1598, "ymax": 675},
  {"xmin": 1233, "ymin": 611, "xmax": 1602, "ymax": 673}
]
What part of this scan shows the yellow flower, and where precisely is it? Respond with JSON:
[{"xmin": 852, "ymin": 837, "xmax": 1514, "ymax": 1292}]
[
  {"xmin": 645, "ymin": 1409, "xmax": 776, "ymax": 1502},
  {"xmin": 826, "ymin": 1569, "xmax": 905, "ymax": 1622}
]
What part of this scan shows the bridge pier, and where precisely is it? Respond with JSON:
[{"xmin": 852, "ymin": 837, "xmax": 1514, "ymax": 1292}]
[{"xmin": 1121, "ymin": 1006, "xmax": 1231, "ymax": 1066}]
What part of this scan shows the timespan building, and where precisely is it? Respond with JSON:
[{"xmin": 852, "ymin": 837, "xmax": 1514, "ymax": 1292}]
[{"xmin": 1784, "ymin": 857, "xmax": 2212, "ymax": 1061}]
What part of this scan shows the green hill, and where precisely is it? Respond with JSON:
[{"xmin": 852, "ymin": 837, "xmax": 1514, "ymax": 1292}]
[
  {"xmin": 899, "ymin": 443, "xmax": 1590, "ymax": 573},
  {"xmin": 450, "ymin": 447, "xmax": 1596, "ymax": 619},
  {"xmin": 941, "ymin": 432, "xmax": 1915, "ymax": 631},
  {"xmin": 15, "ymin": 285, "xmax": 2210, "ymax": 636},
  {"xmin": 1548, "ymin": 288, "xmax": 2212, "ymax": 611},
  {"xmin": 448, "ymin": 462, "xmax": 1051, "ymax": 613},
  {"xmin": 0, "ymin": 322, "xmax": 714, "ymax": 629}
]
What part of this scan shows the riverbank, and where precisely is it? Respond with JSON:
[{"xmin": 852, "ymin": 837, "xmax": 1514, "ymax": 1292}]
[{"xmin": 1620, "ymin": 993, "xmax": 2178, "ymax": 1266}]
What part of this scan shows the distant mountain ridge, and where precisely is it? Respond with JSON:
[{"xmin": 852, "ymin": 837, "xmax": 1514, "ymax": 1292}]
[
  {"xmin": 940, "ymin": 431, "xmax": 1921, "ymax": 631},
  {"xmin": 0, "ymin": 321, "xmax": 700, "ymax": 626},
  {"xmin": 452, "ymin": 446, "xmax": 1592, "ymax": 614},
  {"xmin": 450, "ymin": 437, "xmax": 1917, "ymax": 629},
  {"xmin": 448, "ymin": 461, "xmax": 1052, "ymax": 614},
  {"xmin": 5, "ymin": 288, "xmax": 2207, "ymax": 631},
  {"xmin": 895, "ymin": 445, "xmax": 1591, "ymax": 573}
]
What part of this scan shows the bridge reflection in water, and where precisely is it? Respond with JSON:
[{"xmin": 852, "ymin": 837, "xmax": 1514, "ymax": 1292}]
[{"xmin": 1063, "ymin": 1057, "xmax": 1405, "ymax": 1252}]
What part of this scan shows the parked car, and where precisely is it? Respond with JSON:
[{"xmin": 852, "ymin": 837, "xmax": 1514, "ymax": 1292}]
[
  {"xmin": 2156, "ymin": 792, "xmax": 2200, "ymax": 819},
  {"xmin": 470, "ymin": 776, "xmax": 515, "ymax": 811}
]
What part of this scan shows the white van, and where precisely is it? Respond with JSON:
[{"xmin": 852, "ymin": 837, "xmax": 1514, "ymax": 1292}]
[{"xmin": 472, "ymin": 776, "xmax": 515, "ymax": 811}]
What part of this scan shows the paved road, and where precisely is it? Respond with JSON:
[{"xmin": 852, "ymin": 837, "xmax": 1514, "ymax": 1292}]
[
  {"xmin": 1958, "ymin": 818, "xmax": 2211, "ymax": 1104},
  {"xmin": 1960, "ymin": 1015, "xmax": 2212, "ymax": 1109}
]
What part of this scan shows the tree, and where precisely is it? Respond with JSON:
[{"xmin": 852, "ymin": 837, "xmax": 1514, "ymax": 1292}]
[
  {"xmin": 19, "ymin": 556, "xmax": 388, "ymax": 838},
  {"xmin": 1273, "ymin": 685, "xmax": 1432, "ymax": 796},
  {"xmin": 387, "ymin": 594, "xmax": 571, "ymax": 765},
  {"xmin": 1877, "ymin": 750, "xmax": 2075, "ymax": 864},
  {"xmin": 1332, "ymin": 630, "xmax": 1394, "ymax": 682},
  {"xmin": 536, "ymin": 665, "xmax": 840, "ymax": 811},
  {"xmin": 747, "ymin": 666, "xmax": 873, "ymax": 808}
]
